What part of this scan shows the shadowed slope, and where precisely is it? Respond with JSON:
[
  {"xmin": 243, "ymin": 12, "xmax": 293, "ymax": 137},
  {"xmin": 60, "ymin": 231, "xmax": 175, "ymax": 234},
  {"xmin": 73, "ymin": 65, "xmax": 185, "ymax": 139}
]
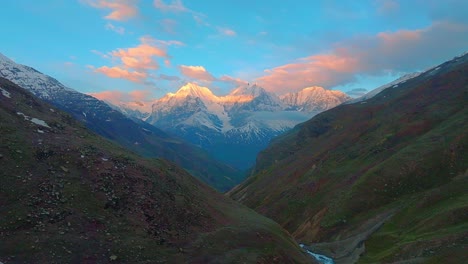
[
  {"xmin": 229, "ymin": 54, "xmax": 468, "ymax": 263},
  {"xmin": 0, "ymin": 78, "xmax": 312, "ymax": 263}
]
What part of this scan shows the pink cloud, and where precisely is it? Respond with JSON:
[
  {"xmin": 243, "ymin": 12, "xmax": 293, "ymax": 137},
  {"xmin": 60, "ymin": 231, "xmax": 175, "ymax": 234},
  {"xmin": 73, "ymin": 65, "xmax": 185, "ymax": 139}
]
[
  {"xmin": 88, "ymin": 90, "xmax": 125, "ymax": 104},
  {"xmin": 179, "ymin": 65, "xmax": 215, "ymax": 82},
  {"xmin": 257, "ymin": 21, "xmax": 468, "ymax": 94},
  {"xmin": 128, "ymin": 90, "xmax": 152, "ymax": 101},
  {"xmin": 218, "ymin": 27, "xmax": 237, "ymax": 37},
  {"xmin": 92, "ymin": 36, "xmax": 183, "ymax": 82},
  {"xmin": 95, "ymin": 66, "xmax": 147, "ymax": 82},
  {"xmin": 153, "ymin": 0, "xmax": 188, "ymax": 12},
  {"xmin": 82, "ymin": 0, "xmax": 138, "ymax": 21},
  {"xmin": 219, "ymin": 75, "xmax": 248, "ymax": 86},
  {"xmin": 88, "ymin": 89, "xmax": 155, "ymax": 112}
]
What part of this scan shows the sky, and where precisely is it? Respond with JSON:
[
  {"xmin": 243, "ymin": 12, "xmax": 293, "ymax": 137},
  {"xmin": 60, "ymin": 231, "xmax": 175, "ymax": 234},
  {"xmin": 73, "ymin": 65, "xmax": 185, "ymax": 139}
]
[{"xmin": 1, "ymin": 0, "xmax": 467, "ymax": 104}]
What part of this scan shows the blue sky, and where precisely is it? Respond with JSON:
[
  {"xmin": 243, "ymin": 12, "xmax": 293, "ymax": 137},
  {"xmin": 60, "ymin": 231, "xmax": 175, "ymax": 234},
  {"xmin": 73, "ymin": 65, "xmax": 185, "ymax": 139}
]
[{"xmin": 1, "ymin": 0, "xmax": 467, "ymax": 104}]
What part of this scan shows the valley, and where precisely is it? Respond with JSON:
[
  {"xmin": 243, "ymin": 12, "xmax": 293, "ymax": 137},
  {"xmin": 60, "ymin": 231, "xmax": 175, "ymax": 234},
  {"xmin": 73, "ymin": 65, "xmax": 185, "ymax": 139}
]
[
  {"xmin": 229, "ymin": 53, "xmax": 468, "ymax": 263},
  {"xmin": 1, "ymin": 1, "xmax": 467, "ymax": 262}
]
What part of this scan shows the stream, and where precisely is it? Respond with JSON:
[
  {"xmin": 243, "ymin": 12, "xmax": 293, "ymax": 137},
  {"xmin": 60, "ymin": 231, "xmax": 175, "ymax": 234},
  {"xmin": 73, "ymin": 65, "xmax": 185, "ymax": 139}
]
[{"xmin": 300, "ymin": 244, "xmax": 335, "ymax": 264}]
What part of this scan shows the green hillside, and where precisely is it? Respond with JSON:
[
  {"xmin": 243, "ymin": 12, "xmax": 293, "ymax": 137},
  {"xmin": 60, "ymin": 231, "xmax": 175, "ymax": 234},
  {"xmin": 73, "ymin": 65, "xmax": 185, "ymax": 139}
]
[{"xmin": 229, "ymin": 54, "xmax": 468, "ymax": 263}]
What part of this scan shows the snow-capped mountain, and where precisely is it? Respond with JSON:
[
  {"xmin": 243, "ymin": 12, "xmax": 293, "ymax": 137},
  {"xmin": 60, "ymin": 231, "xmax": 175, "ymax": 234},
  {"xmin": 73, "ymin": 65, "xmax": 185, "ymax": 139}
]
[
  {"xmin": 0, "ymin": 53, "xmax": 243, "ymax": 191},
  {"xmin": 280, "ymin": 86, "xmax": 351, "ymax": 112},
  {"xmin": 147, "ymin": 83, "xmax": 349, "ymax": 169}
]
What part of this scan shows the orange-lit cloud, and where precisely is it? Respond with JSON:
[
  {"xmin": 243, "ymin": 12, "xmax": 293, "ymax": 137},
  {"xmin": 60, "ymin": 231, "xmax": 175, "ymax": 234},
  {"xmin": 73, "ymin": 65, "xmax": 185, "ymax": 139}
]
[
  {"xmin": 88, "ymin": 89, "xmax": 155, "ymax": 112},
  {"xmin": 110, "ymin": 36, "xmax": 169, "ymax": 70},
  {"xmin": 88, "ymin": 90, "xmax": 125, "ymax": 104},
  {"xmin": 179, "ymin": 65, "xmax": 215, "ymax": 82},
  {"xmin": 257, "ymin": 21, "xmax": 468, "ymax": 94},
  {"xmin": 128, "ymin": 90, "xmax": 152, "ymax": 101},
  {"xmin": 95, "ymin": 66, "xmax": 147, "ymax": 82},
  {"xmin": 93, "ymin": 36, "xmax": 182, "ymax": 82},
  {"xmin": 82, "ymin": 0, "xmax": 138, "ymax": 21}
]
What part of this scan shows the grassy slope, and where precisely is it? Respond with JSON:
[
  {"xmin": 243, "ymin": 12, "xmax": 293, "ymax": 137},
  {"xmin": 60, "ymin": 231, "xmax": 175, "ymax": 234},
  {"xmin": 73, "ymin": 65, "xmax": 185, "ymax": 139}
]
[
  {"xmin": 229, "ymin": 56, "xmax": 468, "ymax": 262},
  {"xmin": 0, "ymin": 78, "xmax": 312, "ymax": 263}
]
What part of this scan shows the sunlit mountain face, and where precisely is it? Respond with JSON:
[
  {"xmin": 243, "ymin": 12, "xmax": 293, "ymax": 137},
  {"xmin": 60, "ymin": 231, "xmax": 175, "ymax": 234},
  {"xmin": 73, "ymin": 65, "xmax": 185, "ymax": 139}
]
[{"xmin": 144, "ymin": 83, "xmax": 350, "ymax": 169}]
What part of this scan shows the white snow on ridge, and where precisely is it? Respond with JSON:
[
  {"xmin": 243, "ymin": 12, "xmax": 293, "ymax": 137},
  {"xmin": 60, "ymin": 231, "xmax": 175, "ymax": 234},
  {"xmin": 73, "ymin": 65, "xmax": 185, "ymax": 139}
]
[
  {"xmin": 0, "ymin": 52, "xmax": 75, "ymax": 99},
  {"xmin": 347, "ymin": 72, "xmax": 421, "ymax": 104},
  {"xmin": 0, "ymin": 87, "xmax": 11, "ymax": 98}
]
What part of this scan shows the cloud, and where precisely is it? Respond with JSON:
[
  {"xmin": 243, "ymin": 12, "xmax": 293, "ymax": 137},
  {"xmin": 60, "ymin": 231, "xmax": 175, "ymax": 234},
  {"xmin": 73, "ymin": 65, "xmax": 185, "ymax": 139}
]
[
  {"xmin": 218, "ymin": 27, "xmax": 237, "ymax": 37},
  {"xmin": 89, "ymin": 89, "xmax": 151, "ymax": 103},
  {"xmin": 376, "ymin": 0, "xmax": 400, "ymax": 15},
  {"xmin": 105, "ymin": 22, "xmax": 125, "ymax": 34},
  {"xmin": 153, "ymin": 0, "xmax": 188, "ymax": 12},
  {"xmin": 128, "ymin": 89, "xmax": 152, "ymax": 101},
  {"xmin": 346, "ymin": 88, "xmax": 368, "ymax": 98},
  {"xmin": 179, "ymin": 65, "xmax": 215, "ymax": 82},
  {"xmin": 219, "ymin": 75, "xmax": 248, "ymax": 86},
  {"xmin": 257, "ymin": 20, "xmax": 468, "ymax": 94},
  {"xmin": 159, "ymin": 74, "xmax": 180, "ymax": 81},
  {"xmin": 95, "ymin": 66, "xmax": 147, "ymax": 82},
  {"xmin": 82, "ymin": 0, "xmax": 138, "ymax": 21},
  {"xmin": 92, "ymin": 36, "xmax": 183, "ymax": 82},
  {"xmin": 88, "ymin": 90, "xmax": 125, "ymax": 104}
]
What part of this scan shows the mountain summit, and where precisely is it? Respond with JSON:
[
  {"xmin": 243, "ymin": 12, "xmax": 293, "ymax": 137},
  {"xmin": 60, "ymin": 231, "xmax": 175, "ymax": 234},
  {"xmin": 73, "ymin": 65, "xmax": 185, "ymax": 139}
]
[{"xmin": 146, "ymin": 83, "xmax": 349, "ymax": 169}]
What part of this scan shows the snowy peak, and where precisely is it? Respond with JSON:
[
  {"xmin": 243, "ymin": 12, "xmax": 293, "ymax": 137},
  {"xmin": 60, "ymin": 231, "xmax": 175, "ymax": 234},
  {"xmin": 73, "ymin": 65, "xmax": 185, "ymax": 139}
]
[
  {"xmin": 171, "ymin": 83, "xmax": 219, "ymax": 102},
  {"xmin": 0, "ymin": 53, "xmax": 75, "ymax": 99},
  {"xmin": 229, "ymin": 84, "xmax": 266, "ymax": 97},
  {"xmin": 280, "ymin": 86, "xmax": 350, "ymax": 112}
]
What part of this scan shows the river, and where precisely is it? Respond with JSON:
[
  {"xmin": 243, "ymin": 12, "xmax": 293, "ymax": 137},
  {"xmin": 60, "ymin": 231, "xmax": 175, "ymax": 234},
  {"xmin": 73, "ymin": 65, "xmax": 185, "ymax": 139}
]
[{"xmin": 300, "ymin": 244, "xmax": 335, "ymax": 264}]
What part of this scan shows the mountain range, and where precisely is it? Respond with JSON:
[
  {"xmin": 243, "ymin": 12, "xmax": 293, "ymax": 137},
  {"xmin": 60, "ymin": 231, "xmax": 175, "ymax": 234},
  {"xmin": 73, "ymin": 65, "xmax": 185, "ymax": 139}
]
[
  {"xmin": 0, "ymin": 77, "xmax": 313, "ymax": 263},
  {"xmin": 142, "ymin": 83, "xmax": 350, "ymax": 169},
  {"xmin": 229, "ymin": 52, "xmax": 468, "ymax": 263},
  {"xmin": 0, "ymin": 53, "xmax": 242, "ymax": 192}
]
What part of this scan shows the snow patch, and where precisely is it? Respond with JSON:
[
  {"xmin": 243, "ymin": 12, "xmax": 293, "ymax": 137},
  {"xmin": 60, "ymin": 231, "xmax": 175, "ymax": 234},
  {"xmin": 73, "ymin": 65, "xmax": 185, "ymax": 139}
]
[
  {"xmin": 16, "ymin": 112, "xmax": 51, "ymax": 128},
  {"xmin": 0, "ymin": 87, "xmax": 11, "ymax": 98},
  {"xmin": 30, "ymin": 118, "xmax": 51, "ymax": 128}
]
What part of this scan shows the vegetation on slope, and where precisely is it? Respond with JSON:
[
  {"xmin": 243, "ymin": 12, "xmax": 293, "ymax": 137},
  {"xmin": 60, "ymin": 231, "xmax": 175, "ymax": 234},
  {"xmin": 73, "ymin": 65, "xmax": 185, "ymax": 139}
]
[
  {"xmin": 229, "ymin": 54, "xmax": 468, "ymax": 263},
  {"xmin": 0, "ymin": 78, "xmax": 312, "ymax": 263}
]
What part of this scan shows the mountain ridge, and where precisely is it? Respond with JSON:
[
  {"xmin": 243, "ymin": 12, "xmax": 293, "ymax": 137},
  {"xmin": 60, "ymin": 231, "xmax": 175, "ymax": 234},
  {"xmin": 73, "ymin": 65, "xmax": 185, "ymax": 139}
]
[
  {"xmin": 229, "ymin": 53, "xmax": 468, "ymax": 263},
  {"xmin": 0, "ymin": 52, "xmax": 242, "ymax": 191},
  {"xmin": 145, "ymin": 82, "xmax": 350, "ymax": 169},
  {"xmin": 0, "ymin": 76, "xmax": 313, "ymax": 263}
]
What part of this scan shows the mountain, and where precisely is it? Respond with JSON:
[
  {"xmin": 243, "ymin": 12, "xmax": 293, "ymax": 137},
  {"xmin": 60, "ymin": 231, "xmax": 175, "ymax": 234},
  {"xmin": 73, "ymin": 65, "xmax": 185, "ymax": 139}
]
[
  {"xmin": 346, "ymin": 72, "xmax": 422, "ymax": 104},
  {"xmin": 229, "ymin": 53, "xmax": 468, "ymax": 263},
  {"xmin": 109, "ymin": 101, "xmax": 152, "ymax": 120},
  {"xmin": 0, "ymin": 53, "xmax": 242, "ymax": 192},
  {"xmin": 147, "ymin": 83, "xmax": 349, "ymax": 169},
  {"xmin": 281, "ymin": 86, "xmax": 351, "ymax": 112},
  {"xmin": 0, "ymin": 77, "xmax": 313, "ymax": 263}
]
